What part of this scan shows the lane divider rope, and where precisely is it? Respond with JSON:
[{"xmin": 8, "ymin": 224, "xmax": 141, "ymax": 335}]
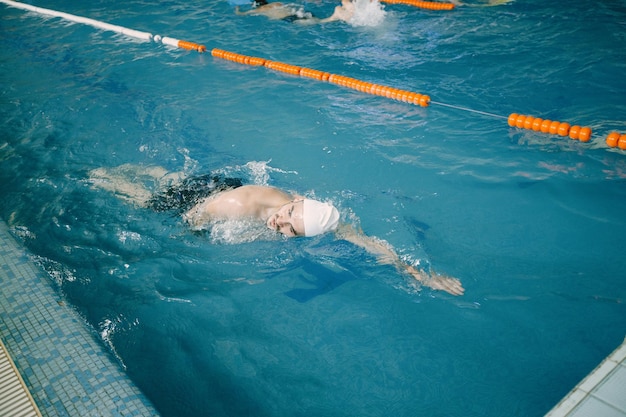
[
  {"xmin": 606, "ymin": 132, "xmax": 626, "ymax": 150},
  {"xmin": 212, "ymin": 48, "xmax": 626, "ymax": 147},
  {"xmin": 211, "ymin": 48, "xmax": 431, "ymax": 107},
  {"xmin": 507, "ymin": 113, "xmax": 592, "ymax": 142},
  {"xmin": 380, "ymin": 0, "xmax": 455, "ymax": 11},
  {"xmin": 0, "ymin": 0, "xmax": 206, "ymax": 52},
  {"xmin": 2, "ymin": 0, "xmax": 624, "ymax": 149}
]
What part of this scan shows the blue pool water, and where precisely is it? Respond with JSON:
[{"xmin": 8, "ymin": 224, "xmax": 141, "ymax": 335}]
[{"xmin": 1, "ymin": 0, "xmax": 626, "ymax": 416}]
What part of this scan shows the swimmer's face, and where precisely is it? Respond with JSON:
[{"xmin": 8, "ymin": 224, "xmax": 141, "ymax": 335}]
[{"xmin": 266, "ymin": 200, "xmax": 305, "ymax": 237}]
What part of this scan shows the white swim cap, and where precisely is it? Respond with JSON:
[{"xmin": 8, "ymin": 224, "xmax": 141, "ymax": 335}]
[{"xmin": 302, "ymin": 199, "xmax": 340, "ymax": 237}]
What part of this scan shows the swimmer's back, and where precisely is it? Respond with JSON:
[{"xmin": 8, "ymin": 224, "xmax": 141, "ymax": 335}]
[{"xmin": 183, "ymin": 185, "xmax": 294, "ymax": 227}]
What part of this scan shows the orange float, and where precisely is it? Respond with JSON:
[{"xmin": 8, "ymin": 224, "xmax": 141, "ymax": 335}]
[
  {"xmin": 523, "ymin": 116, "xmax": 534, "ymax": 130},
  {"xmin": 380, "ymin": 0, "xmax": 455, "ymax": 11},
  {"xmin": 508, "ymin": 113, "xmax": 592, "ymax": 142},
  {"xmin": 577, "ymin": 127, "xmax": 592, "ymax": 142},
  {"xmin": 606, "ymin": 132, "xmax": 620, "ymax": 148},
  {"xmin": 264, "ymin": 61, "xmax": 302, "ymax": 76},
  {"xmin": 327, "ymin": 74, "xmax": 348, "ymax": 86},
  {"xmin": 211, "ymin": 48, "xmax": 225, "ymax": 58},
  {"xmin": 177, "ymin": 40, "xmax": 206, "ymax": 53},
  {"xmin": 557, "ymin": 122, "xmax": 570, "ymax": 137},
  {"xmin": 248, "ymin": 56, "xmax": 266, "ymax": 66},
  {"xmin": 300, "ymin": 68, "xmax": 327, "ymax": 80},
  {"xmin": 548, "ymin": 121, "xmax": 560, "ymax": 135}
]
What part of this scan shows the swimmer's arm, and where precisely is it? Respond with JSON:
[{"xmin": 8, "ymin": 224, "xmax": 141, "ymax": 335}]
[
  {"xmin": 288, "ymin": 13, "xmax": 340, "ymax": 25},
  {"xmin": 313, "ymin": 16, "xmax": 340, "ymax": 24},
  {"xmin": 314, "ymin": 5, "xmax": 349, "ymax": 24},
  {"xmin": 296, "ymin": 3, "xmax": 351, "ymax": 25},
  {"xmin": 235, "ymin": 6, "xmax": 253, "ymax": 15},
  {"xmin": 234, "ymin": 5, "xmax": 268, "ymax": 15},
  {"xmin": 335, "ymin": 224, "xmax": 464, "ymax": 296},
  {"xmin": 236, "ymin": 3, "xmax": 291, "ymax": 18}
]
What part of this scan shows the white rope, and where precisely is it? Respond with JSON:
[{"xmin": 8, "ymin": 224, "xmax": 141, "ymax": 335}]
[
  {"xmin": 430, "ymin": 100, "xmax": 508, "ymax": 120},
  {"xmin": 1, "ymin": 0, "xmax": 154, "ymax": 41}
]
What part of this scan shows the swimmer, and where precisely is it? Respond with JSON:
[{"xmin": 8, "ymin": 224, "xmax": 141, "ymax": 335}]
[
  {"xmin": 235, "ymin": 0, "xmax": 355, "ymax": 24},
  {"xmin": 89, "ymin": 164, "xmax": 464, "ymax": 296}
]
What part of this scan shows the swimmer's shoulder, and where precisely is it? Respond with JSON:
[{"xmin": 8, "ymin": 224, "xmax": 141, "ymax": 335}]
[
  {"xmin": 222, "ymin": 185, "xmax": 292, "ymax": 201},
  {"xmin": 182, "ymin": 186, "xmax": 255, "ymax": 226},
  {"xmin": 183, "ymin": 185, "xmax": 291, "ymax": 225},
  {"xmin": 193, "ymin": 185, "xmax": 290, "ymax": 208}
]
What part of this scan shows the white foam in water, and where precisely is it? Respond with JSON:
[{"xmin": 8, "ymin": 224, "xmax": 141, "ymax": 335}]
[
  {"xmin": 216, "ymin": 160, "xmax": 298, "ymax": 186},
  {"xmin": 243, "ymin": 160, "xmax": 273, "ymax": 185},
  {"xmin": 117, "ymin": 230, "xmax": 141, "ymax": 244},
  {"xmin": 208, "ymin": 218, "xmax": 281, "ymax": 245},
  {"xmin": 348, "ymin": 0, "xmax": 387, "ymax": 27},
  {"xmin": 99, "ymin": 316, "xmax": 129, "ymax": 370}
]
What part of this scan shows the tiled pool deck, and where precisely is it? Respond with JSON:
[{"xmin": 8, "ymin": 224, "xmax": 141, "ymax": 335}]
[
  {"xmin": 546, "ymin": 337, "xmax": 626, "ymax": 417},
  {"xmin": 0, "ymin": 220, "xmax": 159, "ymax": 417},
  {"xmin": 0, "ymin": 216, "xmax": 624, "ymax": 417}
]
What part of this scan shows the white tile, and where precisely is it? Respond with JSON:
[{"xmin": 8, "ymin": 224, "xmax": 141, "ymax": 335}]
[
  {"xmin": 578, "ymin": 360, "xmax": 619, "ymax": 393},
  {"xmin": 545, "ymin": 389, "xmax": 589, "ymax": 416},
  {"xmin": 609, "ymin": 342, "xmax": 626, "ymax": 365},
  {"xmin": 593, "ymin": 365, "xmax": 626, "ymax": 412},
  {"xmin": 569, "ymin": 397, "xmax": 626, "ymax": 417}
]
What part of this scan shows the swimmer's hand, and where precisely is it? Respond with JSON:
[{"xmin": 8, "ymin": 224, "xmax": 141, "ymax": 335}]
[
  {"xmin": 405, "ymin": 265, "xmax": 465, "ymax": 296},
  {"xmin": 427, "ymin": 271, "xmax": 465, "ymax": 296},
  {"xmin": 336, "ymin": 224, "xmax": 465, "ymax": 296}
]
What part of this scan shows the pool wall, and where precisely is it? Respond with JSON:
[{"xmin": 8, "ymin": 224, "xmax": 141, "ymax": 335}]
[
  {"xmin": 546, "ymin": 337, "xmax": 626, "ymax": 417},
  {"xmin": 0, "ymin": 220, "xmax": 159, "ymax": 417}
]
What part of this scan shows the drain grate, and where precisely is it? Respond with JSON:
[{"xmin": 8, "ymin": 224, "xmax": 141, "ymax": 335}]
[{"xmin": 0, "ymin": 339, "xmax": 42, "ymax": 417}]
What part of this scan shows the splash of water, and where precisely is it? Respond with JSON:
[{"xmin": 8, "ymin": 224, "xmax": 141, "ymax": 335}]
[
  {"xmin": 349, "ymin": 0, "xmax": 387, "ymax": 27},
  {"xmin": 208, "ymin": 218, "xmax": 281, "ymax": 245},
  {"xmin": 99, "ymin": 316, "xmax": 137, "ymax": 370},
  {"xmin": 217, "ymin": 160, "xmax": 298, "ymax": 186}
]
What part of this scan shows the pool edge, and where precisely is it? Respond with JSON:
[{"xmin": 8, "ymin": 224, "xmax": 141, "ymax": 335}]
[
  {"xmin": 545, "ymin": 336, "xmax": 626, "ymax": 417},
  {"xmin": 0, "ymin": 219, "xmax": 160, "ymax": 417}
]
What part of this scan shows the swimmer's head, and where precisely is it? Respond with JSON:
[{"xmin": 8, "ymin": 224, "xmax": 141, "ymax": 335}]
[
  {"xmin": 266, "ymin": 199, "xmax": 339, "ymax": 237},
  {"xmin": 302, "ymin": 199, "xmax": 340, "ymax": 237}
]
